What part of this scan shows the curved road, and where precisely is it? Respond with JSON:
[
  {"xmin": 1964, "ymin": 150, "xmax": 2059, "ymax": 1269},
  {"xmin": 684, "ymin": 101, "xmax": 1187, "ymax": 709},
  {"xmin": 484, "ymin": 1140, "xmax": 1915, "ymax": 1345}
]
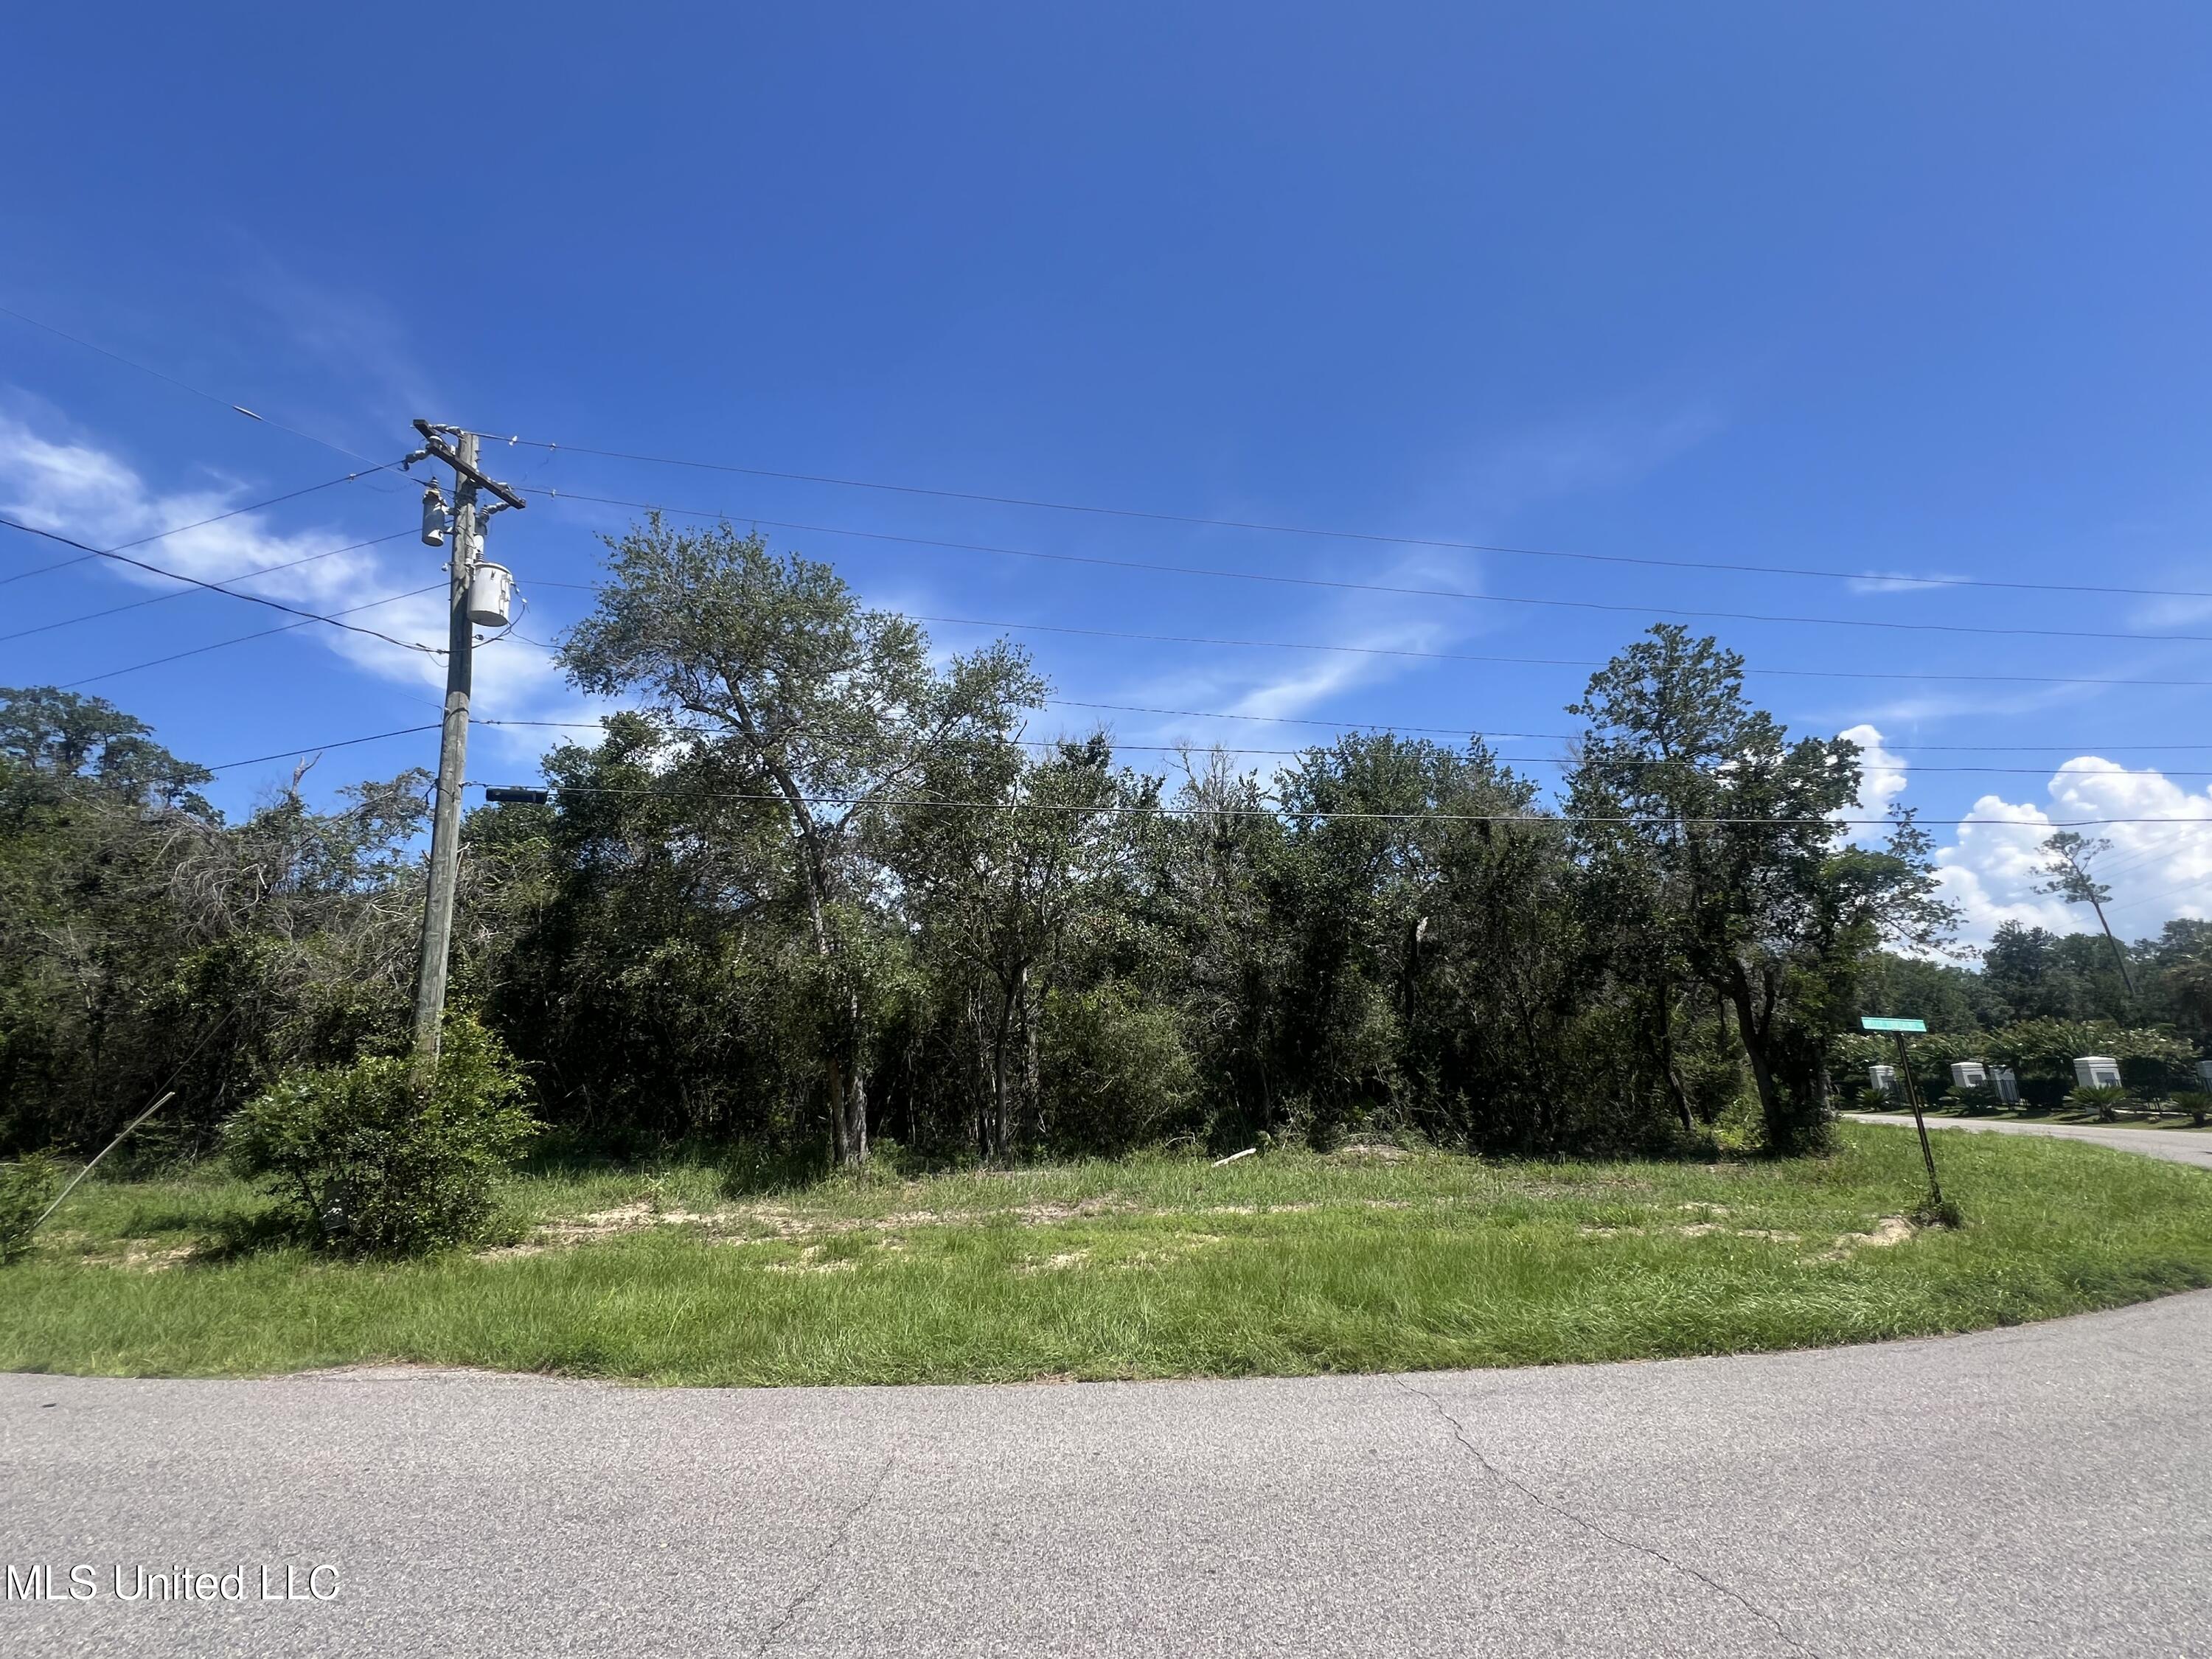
[
  {"xmin": 4, "ymin": 1121, "xmax": 2207, "ymax": 1657},
  {"xmin": 1845, "ymin": 1109, "xmax": 2212, "ymax": 1172}
]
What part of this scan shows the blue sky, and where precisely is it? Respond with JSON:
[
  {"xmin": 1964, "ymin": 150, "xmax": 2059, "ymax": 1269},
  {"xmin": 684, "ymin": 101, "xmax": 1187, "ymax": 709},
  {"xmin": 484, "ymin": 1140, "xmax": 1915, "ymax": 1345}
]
[{"xmin": 4, "ymin": 2, "xmax": 2211, "ymax": 944}]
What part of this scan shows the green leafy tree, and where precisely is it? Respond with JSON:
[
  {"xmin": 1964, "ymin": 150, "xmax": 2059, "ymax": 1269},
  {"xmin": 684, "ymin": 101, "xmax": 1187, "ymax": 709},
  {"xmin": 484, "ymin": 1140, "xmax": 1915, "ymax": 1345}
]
[
  {"xmin": 894, "ymin": 735, "xmax": 1147, "ymax": 1160},
  {"xmin": 560, "ymin": 520, "xmax": 1043, "ymax": 1166},
  {"xmin": 1567, "ymin": 627, "xmax": 1955, "ymax": 1152}
]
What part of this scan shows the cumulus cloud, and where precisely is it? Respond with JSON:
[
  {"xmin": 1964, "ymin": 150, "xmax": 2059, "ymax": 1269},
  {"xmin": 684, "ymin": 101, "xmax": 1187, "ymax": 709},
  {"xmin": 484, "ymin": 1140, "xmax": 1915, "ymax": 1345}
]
[
  {"xmin": 1935, "ymin": 760, "xmax": 2212, "ymax": 944},
  {"xmin": 1826, "ymin": 723, "xmax": 2212, "ymax": 945},
  {"xmin": 1837, "ymin": 722, "xmax": 1907, "ymax": 828}
]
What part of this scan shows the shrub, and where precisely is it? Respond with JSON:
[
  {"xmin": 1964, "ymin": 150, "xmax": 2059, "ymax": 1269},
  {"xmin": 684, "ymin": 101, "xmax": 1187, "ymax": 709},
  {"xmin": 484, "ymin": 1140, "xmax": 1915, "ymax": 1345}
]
[
  {"xmin": 2065, "ymin": 1083, "xmax": 2131, "ymax": 1122},
  {"xmin": 1945, "ymin": 1083, "xmax": 2002, "ymax": 1116},
  {"xmin": 2173, "ymin": 1091, "xmax": 2212, "ymax": 1128},
  {"xmin": 1039, "ymin": 982, "xmax": 1199, "ymax": 1157},
  {"xmin": 226, "ymin": 1015, "xmax": 539, "ymax": 1256},
  {"xmin": 0, "ymin": 1153, "xmax": 63, "ymax": 1264}
]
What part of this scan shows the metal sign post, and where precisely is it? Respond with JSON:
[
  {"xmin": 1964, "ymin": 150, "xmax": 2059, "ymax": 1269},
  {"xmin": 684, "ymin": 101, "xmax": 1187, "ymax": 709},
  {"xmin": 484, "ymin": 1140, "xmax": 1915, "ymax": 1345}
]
[{"xmin": 1862, "ymin": 1015, "xmax": 1942, "ymax": 1206}]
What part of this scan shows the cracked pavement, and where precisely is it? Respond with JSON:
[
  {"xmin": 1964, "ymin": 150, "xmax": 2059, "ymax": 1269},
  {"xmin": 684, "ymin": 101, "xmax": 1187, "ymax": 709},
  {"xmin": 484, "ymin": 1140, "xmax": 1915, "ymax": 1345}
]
[{"xmin": 5, "ymin": 1283, "xmax": 2209, "ymax": 1656}]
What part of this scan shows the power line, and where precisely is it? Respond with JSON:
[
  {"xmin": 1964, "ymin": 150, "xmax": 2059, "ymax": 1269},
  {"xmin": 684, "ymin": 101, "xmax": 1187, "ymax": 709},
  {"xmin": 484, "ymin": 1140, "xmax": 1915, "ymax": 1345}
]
[
  {"xmin": 0, "ymin": 529, "xmax": 416, "ymax": 644},
  {"xmin": 482, "ymin": 431, "xmax": 2212, "ymax": 604},
  {"xmin": 0, "ymin": 515, "xmax": 440, "ymax": 657},
  {"xmin": 899, "ymin": 611, "xmax": 2212, "ymax": 700},
  {"xmin": 206, "ymin": 723, "xmax": 442, "ymax": 773},
  {"xmin": 0, "ymin": 302, "xmax": 389, "ymax": 470},
  {"xmin": 0, "ymin": 462, "xmax": 402, "ymax": 587},
  {"xmin": 462, "ymin": 775, "xmax": 2208, "ymax": 830},
  {"xmin": 2109, "ymin": 871, "xmax": 2212, "ymax": 917},
  {"xmin": 473, "ymin": 717, "xmax": 2212, "ymax": 779},
  {"xmin": 2074, "ymin": 825, "xmax": 2210, "ymax": 884},
  {"xmin": 522, "ymin": 488, "xmax": 2212, "ymax": 648},
  {"xmin": 60, "ymin": 582, "xmax": 446, "ymax": 689},
  {"xmin": 529, "ymin": 571, "xmax": 2212, "ymax": 695}
]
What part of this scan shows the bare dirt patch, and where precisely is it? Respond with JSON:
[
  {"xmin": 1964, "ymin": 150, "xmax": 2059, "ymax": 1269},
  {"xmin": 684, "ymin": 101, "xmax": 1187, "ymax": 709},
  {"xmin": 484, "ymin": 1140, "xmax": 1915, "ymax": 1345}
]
[
  {"xmin": 62, "ymin": 1237, "xmax": 200, "ymax": 1271},
  {"xmin": 761, "ymin": 1245, "xmax": 860, "ymax": 1275},
  {"xmin": 1331, "ymin": 1143, "xmax": 1411, "ymax": 1163},
  {"xmin": 1579, "ymin": 1220, "xmax": 1804, "ymax": 1244},
  {"xmin": 1020, "ymin": 1250, "xmax": 1093, "ymax": 1274},
  {"xmin": 1821, "ymin": 1216, "xmax": 1917, "ymax": 1260}
]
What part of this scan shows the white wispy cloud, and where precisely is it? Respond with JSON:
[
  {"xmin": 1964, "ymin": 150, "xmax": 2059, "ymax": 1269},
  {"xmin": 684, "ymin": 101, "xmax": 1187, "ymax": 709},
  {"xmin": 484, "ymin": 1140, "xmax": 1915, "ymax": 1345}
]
[
  {"xmin": 2128, "ymin": 594, "xmax": 2212, "ymax": 631},
  {"xmin": 1410, "ymin": 398, "xmax": 1725, "ymax": 528},
  {"xmin": 1845, "ymin": 571, "xmax": 1972, "ymax": 595}
]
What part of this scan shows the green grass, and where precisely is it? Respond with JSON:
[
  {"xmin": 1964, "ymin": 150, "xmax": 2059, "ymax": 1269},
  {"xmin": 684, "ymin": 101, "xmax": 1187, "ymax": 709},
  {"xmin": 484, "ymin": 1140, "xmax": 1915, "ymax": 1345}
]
[{"xmin": 4, "ymin": 1124, "xmax": 2208, "ymax": 1386}]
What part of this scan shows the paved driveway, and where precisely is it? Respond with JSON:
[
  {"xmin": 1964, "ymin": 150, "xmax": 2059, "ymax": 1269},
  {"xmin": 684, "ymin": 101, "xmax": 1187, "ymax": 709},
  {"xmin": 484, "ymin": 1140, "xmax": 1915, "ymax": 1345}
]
[{"xmin": 4, "ymin": 1126, "xmax": 2208, "ymax": 1658}]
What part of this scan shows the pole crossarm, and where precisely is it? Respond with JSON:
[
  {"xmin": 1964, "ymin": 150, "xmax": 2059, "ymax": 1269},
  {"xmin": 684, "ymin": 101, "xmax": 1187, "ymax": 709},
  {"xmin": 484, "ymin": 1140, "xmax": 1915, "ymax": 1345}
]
[{"xmin": 411, "ymin": 420, "xmax": 529, "ymax": 511}]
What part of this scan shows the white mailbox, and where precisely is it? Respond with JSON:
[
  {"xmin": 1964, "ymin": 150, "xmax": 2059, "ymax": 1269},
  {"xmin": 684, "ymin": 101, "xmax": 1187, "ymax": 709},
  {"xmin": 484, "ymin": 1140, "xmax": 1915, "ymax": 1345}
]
[
  {"xmin": 1950, "ymin": 1061, "xmax": 1989, "ymax": 1091},
  {"xmin": 2073, "ymin": 1056, "xmax": 2122, "ymax": 1090}
]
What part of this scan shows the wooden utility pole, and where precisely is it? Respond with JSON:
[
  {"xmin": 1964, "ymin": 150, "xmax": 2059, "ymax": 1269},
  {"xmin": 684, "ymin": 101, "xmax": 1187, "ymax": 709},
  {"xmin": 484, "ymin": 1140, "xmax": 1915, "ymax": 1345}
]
[{"xmin": 406, "ymin": 422, "xmax": 526, "ymax": 1062}]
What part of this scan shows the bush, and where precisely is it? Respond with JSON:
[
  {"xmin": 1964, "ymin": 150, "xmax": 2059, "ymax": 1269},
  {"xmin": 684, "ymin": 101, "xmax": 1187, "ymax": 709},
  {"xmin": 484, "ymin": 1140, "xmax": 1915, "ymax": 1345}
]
[
  {"xmin": 226, "ymin": 1015, "xmax": 539, "ymax": 1256},
  {"xmin": 1945, "ymin": 1083, "xmax": 2002, "ymax": 1116},
  {"xmin": 1039, "ymin": 982, "xmax": 1199, "ymax": 1156},
  {"xmin": 2172, "ymin": 1091, "xmax": 2212, "ymax": 1128},
  {"xmin": 0, "ymin": 1153, "xmax": 63, "ymax": 1264},
  {"xmin": 2065, "ymin": 1083, "xmax": 2131, "ymax": 1122}
]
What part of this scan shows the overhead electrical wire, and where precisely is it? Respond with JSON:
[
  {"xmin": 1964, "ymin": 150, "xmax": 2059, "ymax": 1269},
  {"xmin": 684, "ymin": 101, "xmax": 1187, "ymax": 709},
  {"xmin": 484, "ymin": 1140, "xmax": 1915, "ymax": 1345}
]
[
  {"xmin": 2109, "ymin": 872, "xmax": 2212, "ymax": 917},
  {"xmin": 0, "ymin": 462, "xmax": 403, "ymax": 587},
  {"xmin": 479, "ymin": 431, "xmax": 2212, "ymax": 604},
  {"xmin": 172, "ymin": 722, "xmax": 2195, "ymax": 836},
  {"xmin": 205, "ymin": 723, "xmax": 443, "ymax": 773},
  {"xmin": 899, "ymin": 611, "xmax": 2212, "ymax": 698},
  {"xmin": 0, "ymin": 302, "xmax": 392, "ymax": 471},
  {"xmin": 515, "ymin": 574, "xmax": 2212, "ymax": 693},
  {"xmin": 0, "ymin": 528, "xmax": 417, "ymax": 644},
  {"xmin": 59, "ymin": 582, "xmax": 447, "ymax": 689},
  {"xmin": 0, "ymin": 515, "xmax": 441, "ymax": 657},
  {"xmin": 456, "ymin": 775, "xmax": 2205, "ymax": 830},
  {"xmin": 518, "ymin": 488, "xmax": 2212, "ymax": 648},
  {"xmin": 481, "ymin": 712, "xmax": 2212, "ymax": 755},
  {"xmin": 468, "ymin": 717, "xmax": 2212, "ymax": 780}
]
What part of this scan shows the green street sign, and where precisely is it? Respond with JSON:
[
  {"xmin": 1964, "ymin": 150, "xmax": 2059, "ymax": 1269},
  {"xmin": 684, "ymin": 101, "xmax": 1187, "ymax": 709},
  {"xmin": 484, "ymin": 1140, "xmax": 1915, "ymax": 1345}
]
[{"xmin": 1860, "ymin": 1016, "xmax": 1928, "ymax": 1033}]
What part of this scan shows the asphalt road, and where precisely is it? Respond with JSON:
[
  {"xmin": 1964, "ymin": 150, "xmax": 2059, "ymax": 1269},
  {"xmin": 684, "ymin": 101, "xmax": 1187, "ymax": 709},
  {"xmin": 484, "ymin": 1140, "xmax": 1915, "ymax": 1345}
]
[
  {"xmin": 4, "ymin": 1126, "xmax": 2208, "ymax": 1657},
  {"xmin": 1845, "ymin": 1110, "xmax": 2212, "ymax": 1172}
]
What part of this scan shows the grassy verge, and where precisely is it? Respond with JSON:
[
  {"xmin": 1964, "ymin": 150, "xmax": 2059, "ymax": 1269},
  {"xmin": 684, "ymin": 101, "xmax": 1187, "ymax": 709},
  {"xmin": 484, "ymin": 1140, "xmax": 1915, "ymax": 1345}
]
[{"xmin": 4, "ymin": 1124, "xmax": 2208, "ymax": 1386}]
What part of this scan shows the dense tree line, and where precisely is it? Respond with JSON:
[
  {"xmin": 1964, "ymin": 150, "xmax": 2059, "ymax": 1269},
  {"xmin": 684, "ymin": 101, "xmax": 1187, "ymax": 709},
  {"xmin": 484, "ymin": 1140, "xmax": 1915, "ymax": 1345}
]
[
  {"xmin": 1858, "ymin": 921, "xmax": 2212, "ymax": 1044},
  {"xmin": 4, "ymin": 520, "xmax": 2087, "ymax": 1172}
]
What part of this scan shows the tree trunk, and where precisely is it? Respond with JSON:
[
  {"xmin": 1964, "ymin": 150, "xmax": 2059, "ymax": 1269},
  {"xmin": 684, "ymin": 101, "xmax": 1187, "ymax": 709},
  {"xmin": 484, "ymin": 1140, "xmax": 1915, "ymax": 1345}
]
[
  {"xmin": 1653, "ymin": 985, "xmax": 1694, "ymax": 1133},
  {"xmin": 2087, "ymin": 897, "xmax": 2137, "ymax": 1000},
  {"xmin": 1021, "ymin": 962, "xmax": 1041, "ymax": 1148},
  {"xmin": 1725, "ymin": 970, "xmax": 1822, "ymax": 1155},
  {"xmin": 761, "ymin": 756, "xmax": 871, "ymax": 1170},
  {"xmin": 988, "ymin": 977, "xmax": 1016, "ymax": 1163},
  {"xmin": 835, "ymin": 1060, "xmax": 869, "ymax": 1169}
]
